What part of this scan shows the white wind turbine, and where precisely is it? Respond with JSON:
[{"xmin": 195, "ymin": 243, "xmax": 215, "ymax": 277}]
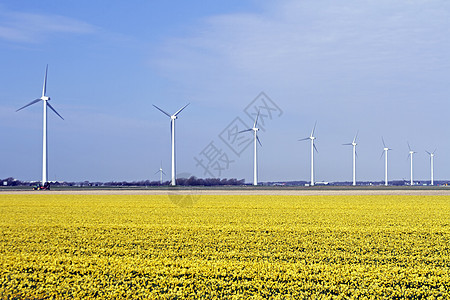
[
  {"xmin": 16, "ymin": 65, "xmax": 64, "ymax": 185},
  {"xmin": 343, "ymin": 131, "xmax": 358, "ymax": 186},
  {"xmin": 239, "ymin": 110, "xmax": 262, "ymax": 186},
  {"xmin": 299, "ymin": 122, "xmax": 318, "ymax": 186},
  {"xmin": 426, "ymin": 149, "xmax": 436, "ymax": 186},
  {"xmin": 380, "ymin": 137, "xmax": 392, "ymax": 186},
  {"xmin": 154, "ymin": 162, "xmax": 166, "ymax": 185},
  {"xmin": 153, "ymin": 103, "xmax": 189, "ymax": 186},
  {"xmin": 407, "ymin": 142, "xmax": 417, "ymax": 186}
]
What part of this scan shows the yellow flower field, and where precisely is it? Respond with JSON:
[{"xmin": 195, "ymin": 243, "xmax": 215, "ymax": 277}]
[{"xmin": 0, "ymin": 194, "xmax": 449, "ymax": 299}]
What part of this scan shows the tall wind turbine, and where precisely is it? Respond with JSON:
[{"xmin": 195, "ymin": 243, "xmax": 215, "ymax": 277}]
[
  {"xmin": 343, "ymin": 131, "xmax": 358, "ymax": 186},
  {"xmin": 407, "ymin": 142, "xmax": 417, "ymax": 186},
  {"xmin": 16, "ymin": 65, "xmax": 64, "ymax": 185},
  {"xmin": 426, "ymin": 149, "xmax": 436, "ymax": 186},
  {"xmin": 239, "ymin": 110, "xmax": 261, "ymax": 186},
  {"xmin": 380, "ymin": 137, "xmax": 392, "ymax": 186},
  {"xmin": 154, "ymin": 162, "xmax": 166, "ymax": 185},
  {"xmin": 153, "ymin": 103, "xmax": 189, "ymax": 186},
  {"xmin": 299, "ymin": 122, "xmax": 318, "ymax": 186}
]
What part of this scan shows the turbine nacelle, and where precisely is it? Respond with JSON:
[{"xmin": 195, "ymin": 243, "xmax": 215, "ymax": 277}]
[
  {"xmin": 343, "ymin": 131, "xmax": 358, "ymax": 148},
  {"xmin": 407, "ymin": 142, "xmax": 416, "ymax": 153},
  {"xmin": 426, "ymin": 149, "xmax": 437, "ymax": 157},
  {"xmin": 41, "ymin": 96, "xmax": 50, "ymax": 101}
]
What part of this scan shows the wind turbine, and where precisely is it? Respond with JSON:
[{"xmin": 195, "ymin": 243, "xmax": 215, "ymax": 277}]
[
  {"xmin": 153, "ymin": 103, "xmax": 189, "ymax": 186},
  {"xmin": 407, "ymin": 142, "xmax": 417, "ymax": 186},
  {"xmin": 16, "ymin": 65, "xmax": 64, "ymax": 185},
  {"xmin": 380, "ymin": 137, "xmax": 392, "ymax": 186},
  {"xmin": 154, "ymin": 162, "xmax": 166, "ymax": 185},
  {"xmin": 426, "ymin": 149, "xmax": 436, "ymax": 186},
  {"xmin": 239, "ymin": 110, "xmax": 261, "ymax": 186},
  {"xmin": 299, "ymin": 122, "xmax": 318, "ymax": 186},
  {"xmin": 343, "ymin": 131, "xmax": 358, "ymax": 186}
]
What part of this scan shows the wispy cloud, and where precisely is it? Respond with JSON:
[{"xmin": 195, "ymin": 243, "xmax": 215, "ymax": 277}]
[
  {"xmin": 0, "ymin": 8, "xmax": 96, "ymax": 43},
  {"xmin": 155, "ymin": 0, "xmax": 450, "ymax": 88}
]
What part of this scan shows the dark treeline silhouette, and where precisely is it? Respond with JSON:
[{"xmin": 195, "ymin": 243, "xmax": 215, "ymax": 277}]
[
  {"xmin": 1, "ymin": 177, "xmax": 245, "ymax": 187},
  {"xmin": 103, "ymin": 177, "xmax": 245, "ymax": 187},
  {"xmin": 1, "ymin": 177, "xmax": 21, "ymax": 186}
]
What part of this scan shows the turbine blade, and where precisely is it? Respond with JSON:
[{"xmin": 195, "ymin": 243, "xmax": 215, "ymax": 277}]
[
  {"xmin": 153, "ymin": 104, "xmax": 171, "ymax": 117},
  {"xmin": 433, "ymin": 148, "xmax": 437, "ymax": 154},
  {"xmin": 353, "ymin": 130, "xmax": 359, "ymax": 143},
  {"xmin": 47, "ymin": 103, "xmax": 64, "ymax": 120},
  {"xmin": 311, "ymin": 121, "xmax": 317, "ymax": 137},
  {"xmin": 238, "ymin": 128, "xmax": 252, "ymax": 133},
  {"xmin": 256, "ymin": 135, "xmax": 262, "ymax": 147},
  {"xmin": 425, "ymin": 150, "xmax": 431, "ymax": 155},
  {"xmin": 16, "ymin": 99, "xmax": 41, "ymax": 112},
  {"xmin": 173, "ymin": 103, "xmax": 190, "ymax": 117},
  {"xmin": 355, "ymin": 150, "xmax": 359, "ymax": 158},
  {"xmin": 380, "ymin": 151, "xmax": 385, "ymax": 159},
  {"xmin": 162, "ymin": 171, "xmax": 166, "ymax": 175},
  {"xmin": 154, "ymin": 170, "xmax": 160, "ymax": 175},
  {"xmin": 313, "ymin": 143, "xmax": 318, "ymax": 153},
  {"xmin": 42, "ymin": 64, "xmax": 48, "ymax": 98},
  {"xmin": 253, "ymin": 110, "xmax": 260, "ymax": 128},
  {"xmin": 342, "ymin": 143, "xmax": 352, "ymax": 146},
  {"xmin": 407, "ymin": 142, "xmax": 411, "ymax": 152},
  {"xmin": 298, "ymin": 137, "xmax": 309, "ymax": 141},
  {"xmin": 382, "ymin": 137, "xmax": 386, "ymax": 148}
]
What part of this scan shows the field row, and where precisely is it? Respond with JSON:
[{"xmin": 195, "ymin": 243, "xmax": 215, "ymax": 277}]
[{"xmin": 1, "ymin": 194, "xmax": 449, "ymax": 299}]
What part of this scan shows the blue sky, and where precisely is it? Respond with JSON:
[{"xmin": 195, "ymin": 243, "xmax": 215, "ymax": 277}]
[{"xmin": 1, "ymin": 0, "xmax": 449, "ymax": 183}]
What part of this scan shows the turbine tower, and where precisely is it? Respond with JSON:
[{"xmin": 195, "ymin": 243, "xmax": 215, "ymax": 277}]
[
  {"xmin": 407, "ymin": 142, "xmax": 417, "ymax": 186},
  {"xmin": 380, "ymin": 137, "xmax": 392, "ymax": 186},
  {"xmin": 153, "ymin": 103, "xmax": 189, "ymax": 186},
  {"xmin": 426, "ymin": 149, "xmax": 436, "ymax": 186},
  {"xmin": 154, "ymin": 162, "xmax": 166, "ymax": 185},
  {"xmin": 239, "ymin": 110, "xmax": 261, "ymax": 186},
  {"xmin": 16, "ymin": 65, "xmax": 64, "ymax": 185},
  {"xmin": 343, "ymin": 131, "xmax": 358, "ymax": 186},
  {"xmin": 299, "ymin": 122, "xmax": 318, "ymax": 186}
]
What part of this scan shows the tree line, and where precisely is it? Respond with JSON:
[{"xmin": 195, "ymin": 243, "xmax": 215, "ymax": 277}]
[{"xmin": 1, "ymin": 177, "xmax": 245, "ymax": 187}]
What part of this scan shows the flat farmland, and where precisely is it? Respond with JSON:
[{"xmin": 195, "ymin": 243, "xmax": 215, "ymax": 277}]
[{"xmin": 0, "ymin": 193, "xmax": 449, "ymax": 299}]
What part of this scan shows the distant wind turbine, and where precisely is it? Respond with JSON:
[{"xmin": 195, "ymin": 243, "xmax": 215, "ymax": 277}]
[
  {"xmin": 154, "ymin": 162, "xmax": 166, "ymax": 185},
  {"xmin": 407, "ymin": 142, "xmax": 417, "ymax": 186},
  {"xmin": 16, "ymin": 65, "xmax": 64, "ymax": 185},
  {"xmin": 299, "ymin": 122, "xmax": 318, "ymax": 186},
  {"xmin": 426, "ymin": 149, "xmax": 437, "ymax": 186},
  {"xmin": 153, "ymin": 103, "xmax": 189, "ymax": 186},
  {"xmin": 343, "ymin": 131, "xmax": 358, "ymax": 186},
  {"xmin": 239, "ymin": 110, "xmax": 262, "ymax": 186},
  {"xmin": 380, "ymin": 137, "xmax": 392, "ymax": 186}
]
